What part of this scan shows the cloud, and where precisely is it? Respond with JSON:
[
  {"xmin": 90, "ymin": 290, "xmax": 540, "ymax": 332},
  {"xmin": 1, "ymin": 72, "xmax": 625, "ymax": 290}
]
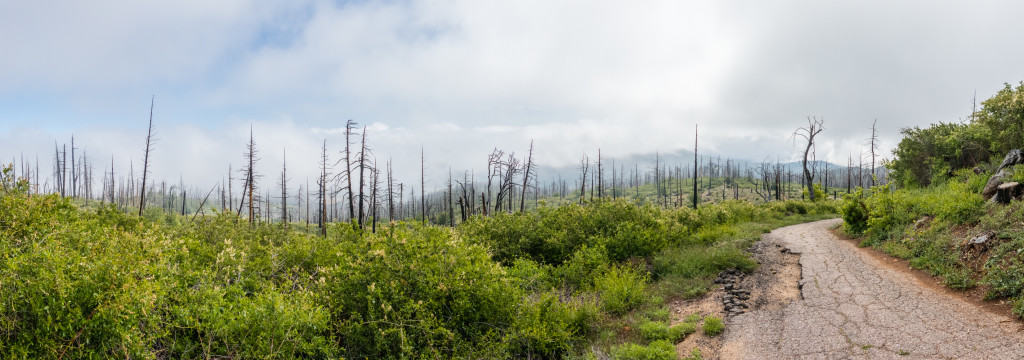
[{"xmin": 4, "ymin": 0, "xmax": 1024, "ymax": 192}]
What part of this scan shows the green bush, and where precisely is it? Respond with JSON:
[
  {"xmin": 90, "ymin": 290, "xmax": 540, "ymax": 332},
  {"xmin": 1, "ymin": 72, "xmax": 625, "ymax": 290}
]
[
  {"xmin": 595, "ymin": 265, "xmax": 648, "ymax": 315},
  {"xmin": 324, "ymin": 225, "xmax": 522, "ymax": 357},
  {"xmin": 672, "ymin": 322, "xmax": 697, "ymax": 339},
  {"xmin": 555, "ymin": 244, "xmax": 611, "ymax": 291},
  {"xmin": 609, "ymin": 340, "xmax": 677, "ymax": 360},
  {"xmin": 508, "ymin": 258, "xmax": 555, "ymax": 292},
  {"xmin": 637, "ymin": 320, "xmax": 694, "ymax": 343},
  {"xmin": 502, "ymin": 292, "xmax": 579, "ymax": 358},
  {"xmin": 702, "ymin": 316, "xmax": 724, "ymax": 336},
  {"xmin": 0, "ymin": 181, "xmax": 843, "ymax": 357},
  {"xmin": 652, "ymin": 245, "xmax": 756, "ymax": 280},
  {"xmin": 637, "ymin": 321, "xmax": 669, "ymax": 342},
  {"xmin": 840, "ymin": 189, "xmax": 869, "ymax": 235}
]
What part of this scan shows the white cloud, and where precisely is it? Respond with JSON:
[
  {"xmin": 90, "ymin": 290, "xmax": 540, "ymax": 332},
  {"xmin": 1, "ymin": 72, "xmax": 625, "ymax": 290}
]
[{"xmin": 4, "ymin": 0, "xmax": 1024, "ymax": 191}]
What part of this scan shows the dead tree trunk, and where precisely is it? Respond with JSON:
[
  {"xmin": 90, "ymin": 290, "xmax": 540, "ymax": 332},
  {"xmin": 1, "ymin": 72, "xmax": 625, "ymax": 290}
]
[
  {"xmin": 693, "ymin": 124, "xmax": 699, "ymax": 209},
  {"xmin": 520, "ymin": 140, "xmax": 535, "ymax": 212},
  {"xmin": 357, "ymin": 126, "xmax": 369, "ymax": 230},
  {"xmin": 318, "ymin": 140, "xmax": 329, "ymax": 236},
  {"xmin": 280, "ymin": 148, "xmax": 289, "ymax": 227},
  {"xmin": 579, "ymin": 154, "xmax": 589, "ymax": 204},
  {"xmin": 139, "ymin": 96, "xmax": 155, "ymax": 216},
  {"xmin": 793, "ymin": 117, "xmax": 824, "ymax": 201},
  {"xmin": 420, "ymin": 147, "xmax": 426, "ymax": 225},
  {"xmin": 869, "ymin": 119, "xmax": 878, "ymax": 186},
  {"xmin": 344, "ymin": 120, "xmax": 357, "ymax": 224}
]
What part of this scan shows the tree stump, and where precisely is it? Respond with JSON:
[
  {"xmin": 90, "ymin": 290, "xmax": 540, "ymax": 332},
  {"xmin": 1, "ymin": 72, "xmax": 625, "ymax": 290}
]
[{"xmin": 994, "ymin": 182, "xmax": 1023, "ymax": 204}]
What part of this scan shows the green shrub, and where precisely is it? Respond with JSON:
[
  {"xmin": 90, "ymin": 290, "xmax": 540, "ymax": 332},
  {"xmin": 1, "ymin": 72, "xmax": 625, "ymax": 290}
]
[
  {"xmin": 609, "ymin": 340, "xmax": 677, "ymax": 360},
  {"xmin": 595, "ymin": 265, "xmax": 648, "ymax": 315},
  {"xmin": 801, "ymin": 183, "xmax": 827, "ymax": 202},
  {"xmin": 671, "ymin": 322, "xmax": 697, "ymax": 339},
  {"xmin": 508, "ymin": 258, "xmax": 555, "ymax": 292},
  {"xmin": 324, "ymin": 225, "xmax": 522, "ymax": 358},
  {"xmin": 639, "ymin": 319, "xmax": 695, "ymax": 342},
  {"xmin": 653, "ymin": 245, "xmax": 756, "ymax": 280},
  {"xmin": 502, "ymin": 292, "xmax": 579, "ymax": 358},
  {"xmin": 1014, "ymin": 296, "xmax": 1024, "ymax": 319},
  {"xmin": 644, "ymin": 307, "xmax": 670, "ymax": 322},
  {"xmin": 555, "ymin": 244, "xmax": 611, "ymax": 291},
  {"xmin": 840, "ymin": 188, "xmax": 869, "ymax": 235},
  {"xmin": 702, "ymin": 316, "xmax": 724, "ymax": 336},
  {"xmin": 637, "ymin": 321, "xmax": 669, "ymax": 342}
]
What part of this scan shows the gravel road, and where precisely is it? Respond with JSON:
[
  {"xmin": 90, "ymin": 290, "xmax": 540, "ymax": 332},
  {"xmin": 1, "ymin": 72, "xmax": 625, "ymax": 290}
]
[{"xmin": 721, "ymin": 219, "xmax": 1024, "ymax": 359}]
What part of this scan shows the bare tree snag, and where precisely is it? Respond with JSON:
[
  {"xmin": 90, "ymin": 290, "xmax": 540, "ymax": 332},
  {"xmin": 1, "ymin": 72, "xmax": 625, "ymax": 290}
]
[
  {"xmin": 343, "ymin": 120, "xmax": 357, "ymax": 223},
  {"xmin": 139, "ymin": 96, "xmax": 155, "ymax": 216},
  {"xmin": 371, "ymin": 159, "xmax": 379, "ymax": 233},
  {"xmin": 357, "ymin": 126, "xmax": 369, "ymax": 230},
  {"xmin": 387, "ymin": 159, "xmax": 394, "ymax": 222},
  {"xmin": 421, "ymin": 146, "xmax": 426, "ymax": 225},
  {"xmin": 280, "ymin": 148, "xmax": 289, "ymax": 227},
  {"xmin": 579, "ymin": 153, "xmax": 589, "ymax": 204},
  {"xmin": 520, "ymin": 140, "xmax": 535, "ymax": 213},
  {"xmin": 792, "ymin": 116, "xmax": 825, "ymax": 201},
  {"xmin": 693, "ymin": 124, "xmax": 699, "ymax": 209},
  {"xmin": 318, "ymin": 140, "xmax": 329, "ymax": 236},
  {"xmin": 868, "ymin": 119, "xmax": 879, "ymax": 186}
]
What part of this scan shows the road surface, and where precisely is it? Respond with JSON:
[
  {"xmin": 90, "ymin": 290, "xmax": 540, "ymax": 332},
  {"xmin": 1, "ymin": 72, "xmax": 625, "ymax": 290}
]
[{"xmin": 721, "ymin": 219, "xmax": 1024, "ymax": 359}]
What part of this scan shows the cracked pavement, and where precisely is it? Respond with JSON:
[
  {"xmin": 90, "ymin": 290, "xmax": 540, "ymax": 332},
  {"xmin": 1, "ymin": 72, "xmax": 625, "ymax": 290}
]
[{"xmin": 721, "ymin": 219, "xmax": 1024, "ymax": 359}]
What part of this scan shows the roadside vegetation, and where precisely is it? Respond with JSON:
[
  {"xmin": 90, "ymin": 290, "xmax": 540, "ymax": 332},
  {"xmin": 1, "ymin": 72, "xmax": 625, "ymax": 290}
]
[
  {"xmin": 841, "ymin": 81, "xmax": 1024, "ymax": 319},
  {"xmin": 0, "ymin": 164, "xmax": 836, "ymax": 359}
]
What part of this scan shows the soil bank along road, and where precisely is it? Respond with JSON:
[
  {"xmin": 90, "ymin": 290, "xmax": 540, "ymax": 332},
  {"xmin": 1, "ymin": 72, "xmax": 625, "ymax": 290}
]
[{"xmin": 721, "ymin": 219, "xmax": 1024, "ymax": 359}]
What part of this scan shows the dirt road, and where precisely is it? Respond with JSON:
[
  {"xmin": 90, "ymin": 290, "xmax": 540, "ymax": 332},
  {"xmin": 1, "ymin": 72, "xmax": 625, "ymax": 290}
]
[{"xmin": 721, "ymin": 219, "xmax": 1024, "ymax": 359}]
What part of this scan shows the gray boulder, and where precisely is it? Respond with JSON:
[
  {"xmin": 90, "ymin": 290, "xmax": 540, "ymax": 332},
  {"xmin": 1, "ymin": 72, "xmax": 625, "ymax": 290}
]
[
  {"xmin": 997, "ymin": 149, "xmax": 1024, "ymax": 172},
  {"xmin": 983, "ymin": 149, "xmax": 1024, "ymax": 200}
]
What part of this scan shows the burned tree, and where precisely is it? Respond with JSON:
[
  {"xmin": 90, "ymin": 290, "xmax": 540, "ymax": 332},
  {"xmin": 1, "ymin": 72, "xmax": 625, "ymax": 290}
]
[
  {"xmin": 387, "ymin": 159, "xmax": 395, "ymax": 222},
  {"xmin": 280, "ymin": 149, "xmax": 289, "ymax": 227},
  {"xmin": 519, "ymin": 140, "xmax": 535, "ymax": 213},
  {"xmin": 370, "ymin": 159, "xmax": 380, "ymax": 233},
  {"xmin": 693, "ymin": 124, "xmax": 699, "ymax": 209},
  {"xmin": 868, "ymin": 119, "xmax": 879, "ymax": 186},
  {"xmin": 318, "ymin": 140, "xmax": 329, "ymax": 236},
  {"xmin": 579, "ymin": 153, "xmax": 589, "ymax": 204},
  {"xmin": 792, "ymin": 117, "xmax": 825, "ymax": 201},
  {"xmin": 356, "ymin": 126, "xmax": 372, "ymax": 229},
  {"xmin": 237, "ymin": 128, "xmax": 261, "ymax": 225},
  {"xmin": 138, "ymin": 96, "xmax": 156, "ymax": 215},
  {"xmin": 420, "ymin": 147, "xmax": 426, "ymax": 224}
]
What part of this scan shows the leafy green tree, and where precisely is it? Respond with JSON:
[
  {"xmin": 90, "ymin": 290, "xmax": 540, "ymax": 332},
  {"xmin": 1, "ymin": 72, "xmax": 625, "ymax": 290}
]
[
  {"xmin": 976, "ymin": 82, "xmax": 1024, "ymax": 154},
  {"xmin": 888, "ymin": 122, "xmax": 990, "ymax": 187}
]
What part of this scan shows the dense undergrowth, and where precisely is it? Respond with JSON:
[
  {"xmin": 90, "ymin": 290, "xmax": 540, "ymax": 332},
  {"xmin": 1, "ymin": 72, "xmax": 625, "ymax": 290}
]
[
  {"xmin": 0, "ymin": 165, "xmax": 837, "ymax": 359},
  {"xmin": 841, "ymin": 168, "xmax": 1024, "ymax": 318}
]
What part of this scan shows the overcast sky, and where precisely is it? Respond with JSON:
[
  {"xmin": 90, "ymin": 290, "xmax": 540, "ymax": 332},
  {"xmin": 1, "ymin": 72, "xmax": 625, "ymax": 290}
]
[{"xmin": 2, "ymin": 0, "xmax": 1023, "ymax": 191}]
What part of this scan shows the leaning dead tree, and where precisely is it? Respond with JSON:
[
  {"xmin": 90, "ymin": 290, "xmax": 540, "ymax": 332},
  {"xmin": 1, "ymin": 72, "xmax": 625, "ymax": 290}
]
[
  {"xmin": 519, "ymin": 140, "xmax": 535, "ymax": 213},
  {"xmin": 139, "ymin": 96, "xmax": 156, "ymax": 216},
  {"xmin": 792, "ymin": 116, "xmax": 824, "ymax": 201}
]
